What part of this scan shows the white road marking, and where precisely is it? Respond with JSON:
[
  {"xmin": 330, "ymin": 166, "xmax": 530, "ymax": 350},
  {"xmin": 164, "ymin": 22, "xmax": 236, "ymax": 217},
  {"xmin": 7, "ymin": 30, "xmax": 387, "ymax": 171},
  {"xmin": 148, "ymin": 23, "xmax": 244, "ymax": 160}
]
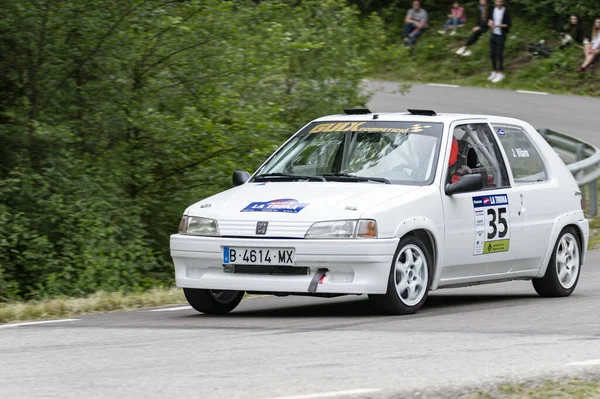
[
  {"xmin": 269, "ymin": 389, "xmax": 382, "ymax": 399},
  {"xmin": 427, "ymin": 83, "xmax": 460, "ymax": 88},
  {"xmin": 149, "ymin": 305, "xmax": 193, "ymax": 312},
  {"xmin": 516, "ymin": 90, "xmax": 549, "ymax": 95},
  {"xmin": 0, "ymin": 319, "xmax": 80, "ymax": 329},
  {"xmin": 567, "ymin": 358, "xmax": 600, "ymax": 366}
]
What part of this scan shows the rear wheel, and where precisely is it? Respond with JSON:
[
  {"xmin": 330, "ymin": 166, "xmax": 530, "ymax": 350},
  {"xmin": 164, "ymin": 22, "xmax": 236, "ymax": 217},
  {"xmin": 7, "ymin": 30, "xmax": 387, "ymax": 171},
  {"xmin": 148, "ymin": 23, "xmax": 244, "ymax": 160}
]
[
  {"xmin": 369, "ymin": 235, "xmax": 432, "ymax": 315},
  {"xmin": 532, "ymin": 227, "xmax": 581, "ymax": 297},
  {"xmin": 183, "ymin": 288, "xmax": 245, "ymax": 314}
]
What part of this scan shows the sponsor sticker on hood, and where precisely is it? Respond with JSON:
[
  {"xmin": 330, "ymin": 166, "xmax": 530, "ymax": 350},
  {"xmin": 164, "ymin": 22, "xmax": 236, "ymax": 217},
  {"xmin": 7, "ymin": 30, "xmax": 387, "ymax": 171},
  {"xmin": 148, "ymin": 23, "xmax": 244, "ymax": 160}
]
[{"xmin": 241, "ymin": 198, "xmax": 309, "ymax": 213}]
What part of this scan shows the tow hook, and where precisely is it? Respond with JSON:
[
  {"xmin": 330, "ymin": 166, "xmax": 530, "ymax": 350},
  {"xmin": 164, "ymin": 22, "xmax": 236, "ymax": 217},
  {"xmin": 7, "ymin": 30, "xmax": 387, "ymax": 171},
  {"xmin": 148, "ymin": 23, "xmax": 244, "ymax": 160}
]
[{"xmin": 308, "ymin": 268, "xmax": 328, "ymax": 293}]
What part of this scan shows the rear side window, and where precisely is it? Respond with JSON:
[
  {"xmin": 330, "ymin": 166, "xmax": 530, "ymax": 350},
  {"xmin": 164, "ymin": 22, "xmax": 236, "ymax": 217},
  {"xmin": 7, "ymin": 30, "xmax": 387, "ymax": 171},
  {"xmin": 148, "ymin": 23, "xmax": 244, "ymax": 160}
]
[{"xmin": 492, "ymin": 124, "xmax": 548, "ymax": 183}]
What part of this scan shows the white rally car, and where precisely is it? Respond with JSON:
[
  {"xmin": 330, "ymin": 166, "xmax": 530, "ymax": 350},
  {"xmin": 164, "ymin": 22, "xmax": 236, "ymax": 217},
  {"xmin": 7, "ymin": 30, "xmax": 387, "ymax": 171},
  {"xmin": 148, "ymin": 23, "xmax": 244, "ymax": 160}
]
[{"xmin": 170, "ymin": 109, "xmax": 589, "ymax": 315}]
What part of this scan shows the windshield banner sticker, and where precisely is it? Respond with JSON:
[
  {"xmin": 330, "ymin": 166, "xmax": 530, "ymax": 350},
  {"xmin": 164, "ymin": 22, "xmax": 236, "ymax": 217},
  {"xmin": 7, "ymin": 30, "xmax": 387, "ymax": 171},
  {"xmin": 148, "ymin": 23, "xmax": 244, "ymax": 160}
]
[
  {"xmin": 308, "ymin": 122, "xmax": 435, "ymax": 134},
  {"xmin": 309, "ymin": 122, "xmax": 367, "ymax": 133},
  {"xmin": 472, "ymin": 195, "xmax": 510, "ymax": 255},
  {"xmin": 241, "ymin": 198, "xmax": 309, "ymax": 213}
]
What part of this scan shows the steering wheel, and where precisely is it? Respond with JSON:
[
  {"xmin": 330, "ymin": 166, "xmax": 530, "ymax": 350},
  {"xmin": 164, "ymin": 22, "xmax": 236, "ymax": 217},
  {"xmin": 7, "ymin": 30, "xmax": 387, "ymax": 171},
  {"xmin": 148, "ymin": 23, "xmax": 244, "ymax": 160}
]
[{"xmin": 391, "ymin": 161, "xmax": 426, "ymax": 181}]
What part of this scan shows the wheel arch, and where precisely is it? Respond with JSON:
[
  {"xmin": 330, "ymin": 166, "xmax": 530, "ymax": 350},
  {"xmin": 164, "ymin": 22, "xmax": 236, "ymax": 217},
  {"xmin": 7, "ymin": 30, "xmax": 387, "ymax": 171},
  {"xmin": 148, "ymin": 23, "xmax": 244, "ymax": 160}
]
[
  {"xmin": 394, "ymin": 218, "xmax": 444, "ymax": 290},
  {"xmin": 537, "ymin": 213, "xmax": 587, "ymax": 278}
]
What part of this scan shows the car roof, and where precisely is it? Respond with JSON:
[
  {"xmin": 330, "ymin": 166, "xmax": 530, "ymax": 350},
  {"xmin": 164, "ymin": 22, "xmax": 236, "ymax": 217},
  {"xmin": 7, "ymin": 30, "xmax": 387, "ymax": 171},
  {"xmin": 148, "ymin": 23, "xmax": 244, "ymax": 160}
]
[{"xmin": 311, "ymin": 111, "xmax": 528, "ymax": 127}]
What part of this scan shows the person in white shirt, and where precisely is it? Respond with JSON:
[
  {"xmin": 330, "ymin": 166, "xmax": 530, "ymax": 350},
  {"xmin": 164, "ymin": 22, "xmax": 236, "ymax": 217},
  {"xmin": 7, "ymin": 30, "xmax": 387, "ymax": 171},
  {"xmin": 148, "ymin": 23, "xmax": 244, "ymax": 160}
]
[
  {"xmin": 487, "ymin": 0, "xmax": 511, "ymax": 83},
  {"xmin": 578, "ymin": 18, "xmax": 600, "ymax": 72}
]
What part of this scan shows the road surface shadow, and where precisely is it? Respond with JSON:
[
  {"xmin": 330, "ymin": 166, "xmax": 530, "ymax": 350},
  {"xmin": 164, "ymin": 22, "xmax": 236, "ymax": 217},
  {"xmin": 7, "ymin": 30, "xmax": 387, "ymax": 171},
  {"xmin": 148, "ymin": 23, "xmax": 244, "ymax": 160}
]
[{"xmin": 197, "ymin": 292, "xmax": 541, "ymax": 318}]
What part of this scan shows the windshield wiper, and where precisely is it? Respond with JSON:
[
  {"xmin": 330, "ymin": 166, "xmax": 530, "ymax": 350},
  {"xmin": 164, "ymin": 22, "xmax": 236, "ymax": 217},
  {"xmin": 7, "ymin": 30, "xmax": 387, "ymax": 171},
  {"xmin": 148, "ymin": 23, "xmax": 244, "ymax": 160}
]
[
  {"xmin": 319, "ymin": 173, "xmax": 391, "ymax": 184},
  {"xmin": 253, "ymin": 173, "xmax": 326, "ymax": 182}
]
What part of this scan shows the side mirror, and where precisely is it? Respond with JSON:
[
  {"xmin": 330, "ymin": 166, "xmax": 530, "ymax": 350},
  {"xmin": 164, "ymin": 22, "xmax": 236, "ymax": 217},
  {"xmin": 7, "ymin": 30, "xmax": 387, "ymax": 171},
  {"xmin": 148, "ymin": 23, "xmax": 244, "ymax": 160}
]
[
  {"xmin": 232, "ymin": 170, "xmax": 251, "ymax": 186},
  {"xmin": 445, "ymin": 174, "xmax": 483, "ymax": 196}
]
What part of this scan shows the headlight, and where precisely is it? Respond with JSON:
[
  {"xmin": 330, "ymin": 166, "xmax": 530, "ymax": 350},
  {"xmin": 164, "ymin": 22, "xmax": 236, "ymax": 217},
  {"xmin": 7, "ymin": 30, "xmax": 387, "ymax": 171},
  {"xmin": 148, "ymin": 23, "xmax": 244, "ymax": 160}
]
[
  {"xmin": 178, "ymin": 216, "xmax": 220, "ymax": 236},
  {"xmin": 305, "ymin": 219, "xmax": 377, "ymax": 239}
]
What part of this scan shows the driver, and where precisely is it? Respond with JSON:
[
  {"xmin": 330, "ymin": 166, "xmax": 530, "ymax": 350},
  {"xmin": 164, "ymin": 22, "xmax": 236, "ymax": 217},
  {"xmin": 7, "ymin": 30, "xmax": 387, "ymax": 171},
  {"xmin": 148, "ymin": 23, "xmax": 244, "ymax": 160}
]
[{"xmin": 447, "ymin": 137, "xmax": 472, "ymax": 184}]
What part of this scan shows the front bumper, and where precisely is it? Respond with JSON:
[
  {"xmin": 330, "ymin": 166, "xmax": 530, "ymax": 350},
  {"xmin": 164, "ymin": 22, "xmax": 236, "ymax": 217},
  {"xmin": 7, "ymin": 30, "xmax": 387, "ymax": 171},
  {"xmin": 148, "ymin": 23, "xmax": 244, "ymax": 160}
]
[{"xmin": 170, "ymin": 234, "xmax": 399, "ymax": 295}]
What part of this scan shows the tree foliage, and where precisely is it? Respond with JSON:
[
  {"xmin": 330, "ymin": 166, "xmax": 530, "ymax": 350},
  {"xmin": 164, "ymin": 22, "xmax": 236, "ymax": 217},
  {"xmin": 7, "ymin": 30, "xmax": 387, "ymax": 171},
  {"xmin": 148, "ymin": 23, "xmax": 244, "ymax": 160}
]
[{"xmin": 0, "ymin": 0, "xmax": 385, "ymax": 300}]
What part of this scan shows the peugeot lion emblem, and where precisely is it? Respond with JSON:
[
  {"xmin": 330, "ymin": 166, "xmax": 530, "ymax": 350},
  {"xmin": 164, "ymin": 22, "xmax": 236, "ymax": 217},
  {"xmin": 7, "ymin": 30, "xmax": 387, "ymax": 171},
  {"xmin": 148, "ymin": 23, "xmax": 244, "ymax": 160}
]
[{"xmin": 256, "ymin": 221, "xmax": 268, "ymax": 235}]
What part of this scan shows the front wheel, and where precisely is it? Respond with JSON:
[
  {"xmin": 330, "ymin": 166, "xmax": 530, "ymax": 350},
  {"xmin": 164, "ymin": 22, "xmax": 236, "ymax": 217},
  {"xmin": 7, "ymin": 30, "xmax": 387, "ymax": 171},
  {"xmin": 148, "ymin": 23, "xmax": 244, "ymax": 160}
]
[
  {"xmin": 532, "ymin": 227, "xmax": 582, "ymax": 297},
  {"xmin": 369, "ymin": 234, "xmax": 432, "ymax": 315},
  {"xmin": 183, "ymin": 288, "xmax": 245, "ymax": 314}
]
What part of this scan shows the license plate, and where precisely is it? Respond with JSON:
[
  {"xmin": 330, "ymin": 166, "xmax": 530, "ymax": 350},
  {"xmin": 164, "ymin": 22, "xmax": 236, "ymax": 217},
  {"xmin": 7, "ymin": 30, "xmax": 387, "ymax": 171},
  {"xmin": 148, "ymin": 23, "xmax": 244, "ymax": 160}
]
[{"xmin": 223, "ymin": 247, "xmax": 295, "ymax": 266}]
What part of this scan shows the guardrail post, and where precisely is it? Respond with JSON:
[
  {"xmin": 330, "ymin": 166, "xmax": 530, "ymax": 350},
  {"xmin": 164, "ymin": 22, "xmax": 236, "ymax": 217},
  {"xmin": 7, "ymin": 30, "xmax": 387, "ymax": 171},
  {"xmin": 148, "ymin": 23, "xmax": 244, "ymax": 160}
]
[
  {"xmin": 590, "ymin": 179, "xmax": 598, "ymax": 217},
  {"xmin": 576, "ymin": 143, "xmax": 585, "ymax": 162},
  {"xmin": 575, "ymin": 143, "xmax": 587, "ymax": 212}
]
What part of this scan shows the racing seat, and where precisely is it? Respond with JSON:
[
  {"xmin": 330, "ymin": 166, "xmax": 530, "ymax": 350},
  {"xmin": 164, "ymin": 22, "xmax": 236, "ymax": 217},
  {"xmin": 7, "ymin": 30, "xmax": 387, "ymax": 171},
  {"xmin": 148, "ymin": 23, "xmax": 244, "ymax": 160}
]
[
  {"xmin": 448, "ymin": 138, "xmax": 490, "ymax": 187},
  {"xmin": 456, "ymin": 139, "xmax": 491, "ymax": 188}
]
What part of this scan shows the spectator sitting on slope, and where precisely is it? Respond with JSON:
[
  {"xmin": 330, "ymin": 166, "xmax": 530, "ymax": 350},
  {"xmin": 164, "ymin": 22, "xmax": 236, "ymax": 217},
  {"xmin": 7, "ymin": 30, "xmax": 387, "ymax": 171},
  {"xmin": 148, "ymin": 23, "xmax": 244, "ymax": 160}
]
[
  {"xmin": 402, "ymin": 0, "xmax": 429, "ymax": 47},
  {"xmin": 578, "ymin": 17, "xmax": 600, "ymax": 72},
  {"xmin": 455, "ymin": 0, "xmax": 489, "ymax": 56},
  {"xmin": 560, "ymin": 14, "xmax": 584, "ymax": 49},
  {"xmin": 439, "ymin": 2, "xmax": 466, "ymax": 36}
]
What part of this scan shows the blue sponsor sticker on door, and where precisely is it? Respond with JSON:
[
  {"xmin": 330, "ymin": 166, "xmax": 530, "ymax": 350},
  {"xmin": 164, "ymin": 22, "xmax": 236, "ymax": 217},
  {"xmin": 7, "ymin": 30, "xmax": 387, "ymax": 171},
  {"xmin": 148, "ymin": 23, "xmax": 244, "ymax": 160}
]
[
  {"xmin": 241, "ymin": 198, "xmax": 309, "ymax": 213},
  {"xmin": 472, "ymin": 194, "xmax": 509, "ymax": 208}
]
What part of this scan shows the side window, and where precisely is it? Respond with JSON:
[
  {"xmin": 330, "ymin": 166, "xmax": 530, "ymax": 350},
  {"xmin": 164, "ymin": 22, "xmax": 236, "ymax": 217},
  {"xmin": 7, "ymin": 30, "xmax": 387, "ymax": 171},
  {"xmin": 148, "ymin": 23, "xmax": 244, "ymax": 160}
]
[
  {"xmin": 447, "ymin": 123, "xmax": 510, "ymax": 190},
  {"xmin": 492, "ymin": 124, "xmax": 548, "ymax": 183}
]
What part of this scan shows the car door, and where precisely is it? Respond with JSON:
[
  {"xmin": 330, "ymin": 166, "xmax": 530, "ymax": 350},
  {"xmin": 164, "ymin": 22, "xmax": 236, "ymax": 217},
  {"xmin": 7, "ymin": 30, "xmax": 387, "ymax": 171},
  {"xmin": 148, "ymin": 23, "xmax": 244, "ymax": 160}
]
[
  {"xmin": 440, "ymin": 121, "xmax": 524, "ymax": 284},
  {"xmin": 491, "ymin": 122, "xmax": 558, "ymax": 274}
]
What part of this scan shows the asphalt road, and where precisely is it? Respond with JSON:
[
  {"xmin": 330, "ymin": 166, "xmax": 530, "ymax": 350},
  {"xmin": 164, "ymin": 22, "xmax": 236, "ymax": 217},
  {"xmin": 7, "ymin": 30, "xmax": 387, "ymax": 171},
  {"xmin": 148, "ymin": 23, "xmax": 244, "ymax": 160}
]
[
  {"xmin": 364, "ymin": 80, "xmax": 600, "ymax": 147},
  {"xmin": 1, "ymin": 81, "xmax": 599, "ymax": 399}
]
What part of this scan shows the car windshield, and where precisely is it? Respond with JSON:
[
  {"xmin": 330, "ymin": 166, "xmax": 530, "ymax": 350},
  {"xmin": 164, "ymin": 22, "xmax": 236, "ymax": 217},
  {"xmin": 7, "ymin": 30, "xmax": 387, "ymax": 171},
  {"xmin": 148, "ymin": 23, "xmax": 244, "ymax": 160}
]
[{"xmin": 253, "ymin": 120, "xmax": 444, "ymax": 185}]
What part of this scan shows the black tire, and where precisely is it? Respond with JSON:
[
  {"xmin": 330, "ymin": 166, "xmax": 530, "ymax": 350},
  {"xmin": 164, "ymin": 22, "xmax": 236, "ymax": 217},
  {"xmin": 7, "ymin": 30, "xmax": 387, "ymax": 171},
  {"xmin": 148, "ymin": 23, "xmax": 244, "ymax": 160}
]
[
  {"xmin": 183, "ymin": 288, "xmax": 245, "ymax": 314},
  {"xmin": 369, "ymin": 234, "xmax": 433, "ymax": 315},
  {"xmin": 532, "ymin": 227, "xmax": 582, "ymax": 297}
]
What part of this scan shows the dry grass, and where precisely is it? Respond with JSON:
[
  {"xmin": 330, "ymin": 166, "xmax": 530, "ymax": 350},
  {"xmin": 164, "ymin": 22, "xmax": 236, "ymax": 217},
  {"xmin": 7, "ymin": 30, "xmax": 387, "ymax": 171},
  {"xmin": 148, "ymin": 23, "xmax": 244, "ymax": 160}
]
[
  {"xmin": 0, "ymin": 287, "xmax": 187, "ymax": 324},
  {"xmin": 469, "ymin": 378, "xmax": 600, "ymax": 399}
]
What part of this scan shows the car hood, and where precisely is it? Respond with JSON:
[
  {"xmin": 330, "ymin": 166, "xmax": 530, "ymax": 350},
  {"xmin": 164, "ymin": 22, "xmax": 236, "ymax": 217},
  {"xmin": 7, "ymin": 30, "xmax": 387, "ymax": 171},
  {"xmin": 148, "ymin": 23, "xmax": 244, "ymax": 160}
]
[{"xmin": 186, "ymin": 182, "xmax": 423, "ymax": 222}]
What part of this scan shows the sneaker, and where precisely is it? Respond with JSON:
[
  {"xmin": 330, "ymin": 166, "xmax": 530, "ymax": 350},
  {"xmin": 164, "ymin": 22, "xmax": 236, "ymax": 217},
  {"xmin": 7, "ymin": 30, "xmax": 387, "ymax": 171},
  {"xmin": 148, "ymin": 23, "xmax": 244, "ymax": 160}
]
[
  {"xmin": 492, "ymin": 73, "xmax": 505, "ymax": 83},
  {"xmin": 455, "ymin": 46, "xmax": 466, "ymax": 55},
  {"xmin": 449, "ymin": 30, "xmax": 456, "ymax": 36},
  {"xmin": 487, "ymin": 71, "xmax": 497, "ymax": 81},
  {"xmin": 439, "ymin": 30, "xmax": 447, "ymax": 34},
  {"xmin": 462, "ymin": 49, "xmax": 472, "ymax": 56}
]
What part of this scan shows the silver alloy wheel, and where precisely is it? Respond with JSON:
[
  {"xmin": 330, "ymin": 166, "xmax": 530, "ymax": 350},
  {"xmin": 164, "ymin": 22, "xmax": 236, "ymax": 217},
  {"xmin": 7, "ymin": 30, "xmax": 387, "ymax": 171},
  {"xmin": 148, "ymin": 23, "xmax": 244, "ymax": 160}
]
[
  {"xmin": 556, "ymin": 233, "xmax": 580, "ymax": 290},
  {"xmin": 210, "ymin": 290, "xmax": 240, "ymax": 304},
  {"xmin": 394, "ymin": 244, "xmax": 428, "ymax": 306}
]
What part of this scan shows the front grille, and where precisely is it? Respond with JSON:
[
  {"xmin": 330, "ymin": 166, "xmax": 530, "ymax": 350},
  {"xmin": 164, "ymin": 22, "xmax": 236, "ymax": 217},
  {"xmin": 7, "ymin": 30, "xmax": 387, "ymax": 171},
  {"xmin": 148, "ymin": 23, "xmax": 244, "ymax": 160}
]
[
  {"xmin": 220, "ymin": 236, "xmax": 303, "ymax": 240},
  {"xmin": 223, "ymin": 265, "xmax": 310, "ymax": 275}
]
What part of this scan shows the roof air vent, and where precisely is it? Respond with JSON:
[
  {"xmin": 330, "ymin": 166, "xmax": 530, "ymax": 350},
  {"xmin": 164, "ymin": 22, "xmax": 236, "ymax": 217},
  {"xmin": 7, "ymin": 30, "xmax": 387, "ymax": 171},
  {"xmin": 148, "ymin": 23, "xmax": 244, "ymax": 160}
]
[
  {"xmin": 407, "ymin": 109, "xmax": 437, "ymax": 116},
  {"xmin": 343, "ymin": 108, "xmax": 372, "ymax": 115}
]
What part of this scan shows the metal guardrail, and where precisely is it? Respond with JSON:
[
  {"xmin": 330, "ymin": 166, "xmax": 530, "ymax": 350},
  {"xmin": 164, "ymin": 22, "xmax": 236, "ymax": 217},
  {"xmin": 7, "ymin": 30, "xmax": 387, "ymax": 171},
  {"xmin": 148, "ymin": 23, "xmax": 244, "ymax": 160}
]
[{"xmin": 538, "ymin": 128, "xmax": 600, "ymax": 216}]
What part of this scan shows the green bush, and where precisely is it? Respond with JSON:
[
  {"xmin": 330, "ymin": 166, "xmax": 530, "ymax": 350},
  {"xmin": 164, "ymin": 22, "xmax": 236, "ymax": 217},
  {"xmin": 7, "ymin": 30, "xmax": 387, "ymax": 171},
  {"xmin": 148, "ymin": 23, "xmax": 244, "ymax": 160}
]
[{"xmin": 0, "ymin": 0, "xmax": 385, "ymax": 300}]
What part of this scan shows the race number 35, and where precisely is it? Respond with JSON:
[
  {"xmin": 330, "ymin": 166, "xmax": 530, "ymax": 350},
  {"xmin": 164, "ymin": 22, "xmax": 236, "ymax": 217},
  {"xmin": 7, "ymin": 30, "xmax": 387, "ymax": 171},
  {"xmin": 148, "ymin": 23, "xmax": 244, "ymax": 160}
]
[
  {"xmin": 487, "ymin": 207, "xmax": 508, "ymax": 240},
  {"xmin": 473, "ymin": 195, "xmax": 511, "ymax": 255}
]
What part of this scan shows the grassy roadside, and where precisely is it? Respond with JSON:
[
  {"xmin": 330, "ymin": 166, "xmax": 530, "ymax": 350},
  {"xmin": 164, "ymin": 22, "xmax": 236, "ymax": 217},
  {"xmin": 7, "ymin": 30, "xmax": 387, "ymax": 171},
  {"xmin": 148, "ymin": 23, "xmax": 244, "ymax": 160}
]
[
  {"xmin": 588, "ymin": 215, "xmax": 600, "ymax": 250},
  {"xmin": 0, "ymin": 287, "xmax": 189, "ymax": 324},
  {"xmin": 468, "ymin": 378, "xmax": 600, "ymax": 399},
  {"xmin": 581, "ymin": 183, "xmax": 600, "ymax": 250},
  {"xmin": 370, "ymin": 16, "xmax": 600, "ymax": 96}
]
